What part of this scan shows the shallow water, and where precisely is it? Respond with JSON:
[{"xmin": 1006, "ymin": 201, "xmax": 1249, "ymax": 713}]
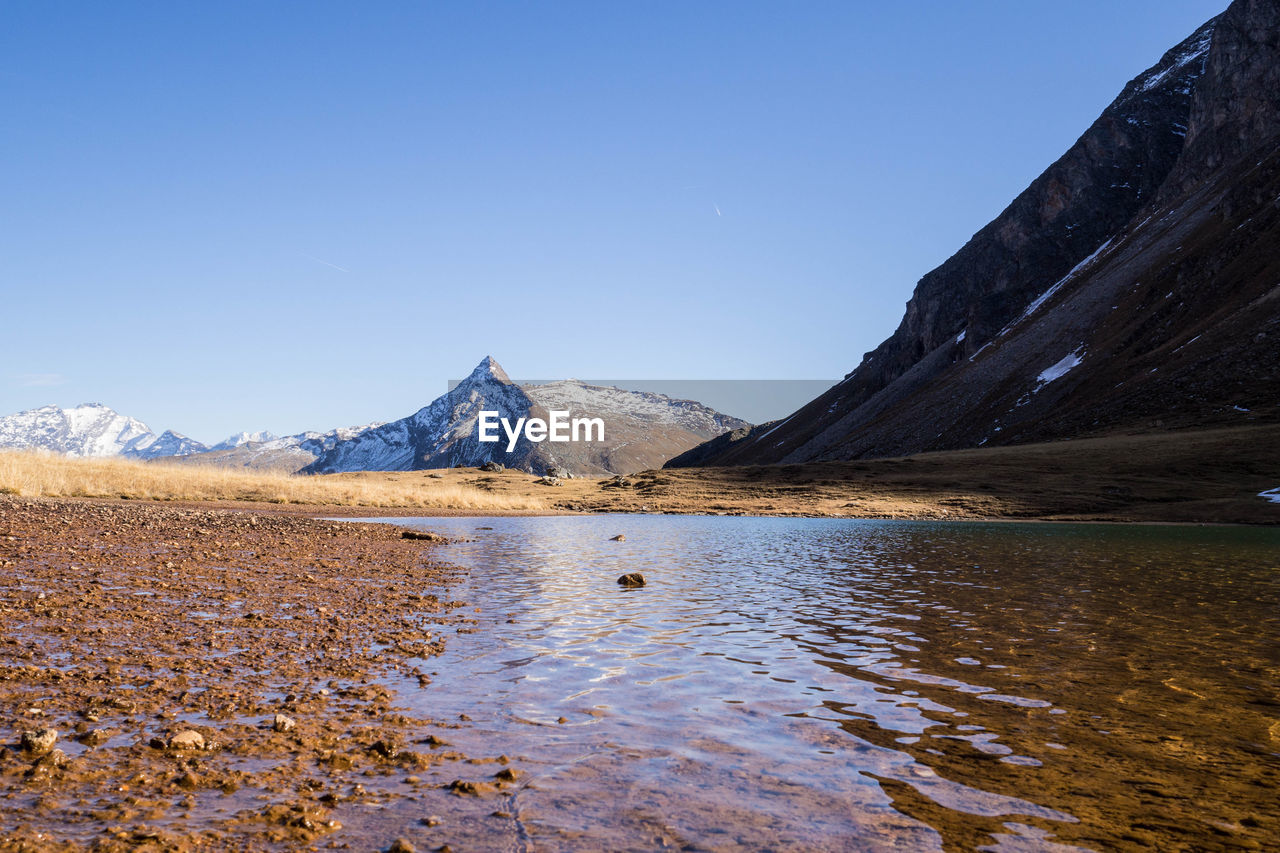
[{"xmin": 356, "ymin": 515, "xmax": 1280, "ymax": 851}]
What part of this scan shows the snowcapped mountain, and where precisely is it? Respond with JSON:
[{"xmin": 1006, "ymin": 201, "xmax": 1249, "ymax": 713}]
[
  {"xmin": 177, "ymin": 423, "xmax": 383, "ymax": 472},
  {"xmin": 0, "ymin": 403, "xmax": 196, "ymax": 458},
  {"xmin": 211, "ymin": 431, "xmax": 278, "ymax": 451},
  {"xmin": 305, "ymin": 357, "xmax": 750, "ymax": 476},
  {"xmin": 1, "ymin": 361, "xmax": 747, "ymax": 476},
  {"xmin": 122, "ymin": 430, "xmax": 209, "ymax": 460},
  {"xmin": 305, "ymin": 356, "xmax": 541, "ymax": 474}
]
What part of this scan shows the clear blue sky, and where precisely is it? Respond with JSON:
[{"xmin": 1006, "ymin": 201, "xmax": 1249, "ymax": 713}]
[{"xmin": 1, "ymin": 0, "xmax": 1227, "ymax": 443}]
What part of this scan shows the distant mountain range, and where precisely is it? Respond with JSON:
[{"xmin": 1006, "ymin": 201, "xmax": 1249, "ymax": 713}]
[
  {"xmin": 671, "ymin": 0, "xmax": 1278, "ymax": 468},
  {"xmin": 0, "ymin": 357, "xmax": 748, "ymax": 476},
  {"xmin": 0, "ymin": 403, "xmax": 207, "ymax": 460}
]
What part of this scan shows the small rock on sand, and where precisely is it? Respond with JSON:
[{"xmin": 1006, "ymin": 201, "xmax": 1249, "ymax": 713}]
[
  {"xmin": 169, "ymin": 730, "xmax": 205, "ymax": 750},
  {"xmin": 20, "ymin": 728, "xmax": 57, "ymax": 755},
  {"xmin": 617, "ymin": 572, "xmax": 646, "ymax": 588},
  {"xmin": 389, "ymin": 839, "xmax": 416, "ymax": 853},
  {"xmin": 273, "ymin": 714, "xmax": 296, "ymax": 733},
  {"xmin": 610, "ymin": 534, "xmax": 626, "ymax": 541}
]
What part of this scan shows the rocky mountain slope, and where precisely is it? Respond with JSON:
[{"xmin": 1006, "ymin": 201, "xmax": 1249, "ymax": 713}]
[
  {"xmin": 305, "ymin": 357, "xmax": 749, "ymax": 477},
  {"xmin": 671, "ymin": 0, "xmax": 1278, "ymax": 468},
  {"xmin": 0, "ymin": 403, "xmax": 207, "ymax": 459}
]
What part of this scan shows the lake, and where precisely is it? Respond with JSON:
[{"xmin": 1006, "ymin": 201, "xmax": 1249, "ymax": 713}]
[{"xmin": 349, "ymin": 515, "xmax": 1280, "ymax": 851}]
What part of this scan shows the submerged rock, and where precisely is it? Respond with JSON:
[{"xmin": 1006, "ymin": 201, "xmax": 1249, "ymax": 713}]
[
  {"xmin": 617, "ymin": 572, "xmax": 646, "ymax": 588},
  {"xmin": 401, "ymin": 530, "xmax": 446, "ymax": 542},
  {"xmin": 610, "ymin": 534, "xmax": 626, "ymax": 541}
]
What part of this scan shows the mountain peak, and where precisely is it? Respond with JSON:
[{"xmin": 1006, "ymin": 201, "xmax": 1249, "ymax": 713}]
[{"xmin": 466, "ymin": 356, "xmax": 511, "ymax": 384}]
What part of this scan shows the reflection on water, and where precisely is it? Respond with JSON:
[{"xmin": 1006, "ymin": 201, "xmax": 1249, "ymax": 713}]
[{"xmin": 360, "ymin": 516, "xmax": 1280, "ymax": 851}]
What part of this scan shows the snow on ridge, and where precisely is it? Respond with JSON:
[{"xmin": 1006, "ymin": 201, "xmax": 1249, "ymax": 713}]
[
  {"xmin": 1000, "ymin": 237, "xmax": 1115, "ymax": 339},
  {"xmin": 1137, "ymin": 27, "xmax": 1214, "ymax": 94}
]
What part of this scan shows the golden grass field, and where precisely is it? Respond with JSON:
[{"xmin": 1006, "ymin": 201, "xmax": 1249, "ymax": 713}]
[
  {"xmin": 0, "ymin": 450, "xmax": 546, "ymax": 510},
  {"xmin": 353, "ymin": 425, "xmax": 1280, "ymax": 524},
  {"xmin": 1, "ymin": 424, "xmax": 1276, "ymax": 523}
]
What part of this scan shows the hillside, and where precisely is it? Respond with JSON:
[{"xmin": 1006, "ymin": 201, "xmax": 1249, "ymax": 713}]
[{"xmin": 671, "ymin": 0, "xmax": 1279, "ymax": 468}]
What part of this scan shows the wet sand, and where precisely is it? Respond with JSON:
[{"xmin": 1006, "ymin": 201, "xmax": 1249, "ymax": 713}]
[{"xmin": 0, "ymin": 496, "xmax": 499, "ymax": 852}]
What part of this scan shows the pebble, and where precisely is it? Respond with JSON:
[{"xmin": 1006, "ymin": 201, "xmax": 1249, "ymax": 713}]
[
  {"xmin": 20, "ymin": 728, "xmax": 58, "ymax": 755},
  {"xmin": 273, "ymin": 714, "xmax": 296, "ymax": 733},
  {"xmin": 388, "ymin": 839, "xmax": 415, "ymax": 853},
  {"xmin": 610, "ymin": 534, "xmax": 626, "ymax": 541},
  {"xmin": 617, "ymin": 572, "xmax": 646, "ymax": 587}
]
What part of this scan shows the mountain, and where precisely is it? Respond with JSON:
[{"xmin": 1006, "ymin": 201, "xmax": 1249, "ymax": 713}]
[
  {"xmin": 304, "ymin": 357, "xmax": 749, "ymax": 476},
  {"xmin": 670, "ymin": 0, "xmax": 1279, "ymax": 468},
  {"xmin": 174, "ymin": 424, "xmax": 383, "ymax": 472},
  {"xmin": 121, "ymin": 430, "xmax": 209, "ymax": 460},
  {"xmin": 0, "ymin": 403, "xmax": 206, "ymax": 458},
  {"xmin": 211, "ymin": 431, "xmax": 278, "ymax": 451}
]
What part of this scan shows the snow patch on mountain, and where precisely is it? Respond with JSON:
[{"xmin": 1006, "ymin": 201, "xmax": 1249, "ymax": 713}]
[
  {"xmin": 1002, "ymin": 238, "xmax": 1115, "ymax": 337},
  {"xmin": 1036, "ymin": 349, "xmax": 1086, "ymax": 390}
]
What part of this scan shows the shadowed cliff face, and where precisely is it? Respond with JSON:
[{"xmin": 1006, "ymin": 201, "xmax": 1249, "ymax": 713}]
[
  {"xmin": 839, "ymin": 17, "xmax": 1216, "ymax": 410},
  {"xmin": 1162, "ymin": 0, "xmax": 1280, "ymax": 200},
  {"xmin": 671, "ymin": 0, "xmax": 1280, "ymax": 469}
]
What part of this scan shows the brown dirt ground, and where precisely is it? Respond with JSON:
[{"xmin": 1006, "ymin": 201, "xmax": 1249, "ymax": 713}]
[{"xmin": 0, "ymin": 497, "xmax": 504, "ymax": 852}]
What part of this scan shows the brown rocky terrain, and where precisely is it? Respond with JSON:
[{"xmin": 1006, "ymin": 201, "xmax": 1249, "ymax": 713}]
[{"xmin": 0, "ymin": 498, "xmax": 514, "ymax": 852}]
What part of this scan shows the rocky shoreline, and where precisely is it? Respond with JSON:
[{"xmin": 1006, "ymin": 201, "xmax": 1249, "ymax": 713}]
[{"xmin": 0, "ymin": 496, "xmax": 502, "ymax": 852}]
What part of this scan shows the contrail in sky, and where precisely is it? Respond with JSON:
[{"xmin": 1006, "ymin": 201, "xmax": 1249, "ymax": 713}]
[
  {"xmin": 714, "ymin": 203, "xmax": 722, "ymax": 217},
  {"xmin": 303, "ymin": 253, "xmax": 350, "ymax": 273}
]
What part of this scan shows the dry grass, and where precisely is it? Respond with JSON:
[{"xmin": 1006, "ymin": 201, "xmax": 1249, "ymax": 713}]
[{"xmin": 0, "ymin": 450, "xmax": 546, "ymax": 510}]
